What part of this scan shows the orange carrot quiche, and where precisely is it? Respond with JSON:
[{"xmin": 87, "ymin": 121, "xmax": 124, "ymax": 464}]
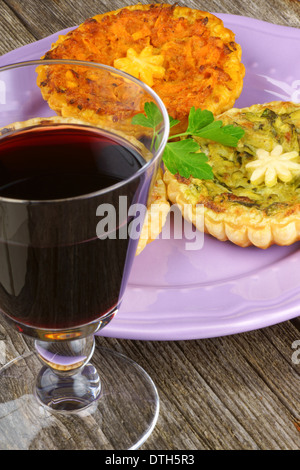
[
  {"xmin": 37, "ymin": 3, "xmax": 245, "ymax": 129},
  {"xmin": 164, "ymin": 101, "xmax": 300, "ymax": 248}
]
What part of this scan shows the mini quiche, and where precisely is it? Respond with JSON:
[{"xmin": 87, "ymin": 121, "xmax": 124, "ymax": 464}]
[
  {"xmin": 37, "ymin": 3, "xmax": 245, "ymax": 130},
  {"xmin": 164, "ymin": 101, "xmax": 300, "ymax": 248}
]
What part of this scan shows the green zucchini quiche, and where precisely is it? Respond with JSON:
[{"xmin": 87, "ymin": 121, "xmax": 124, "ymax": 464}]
[{"xmin": 164, "ymin": 101, "xmax": 300, "ymax": 248}]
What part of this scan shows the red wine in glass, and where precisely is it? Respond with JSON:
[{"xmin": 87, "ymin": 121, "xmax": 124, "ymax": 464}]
[{"xmin": 0, "ymin": 124, "xmax": 147, "ymax": 334}]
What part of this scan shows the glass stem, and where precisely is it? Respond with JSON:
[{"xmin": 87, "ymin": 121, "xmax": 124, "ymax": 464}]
[{"xmin": 34, "ymin": 335, "xmax": 101, "ymax": 412}]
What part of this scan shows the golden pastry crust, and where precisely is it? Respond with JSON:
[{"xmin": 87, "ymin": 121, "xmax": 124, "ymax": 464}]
[
  {"xmin": 136, "ymin": 167, "xmax": 170, "ymax": 256},
  {"xmin": 164, "ymin": 101, "xmax": 300, "ymax": 248},
  {"xmin": 0, "ymin": 115, "xmax": 89, "ymax": 136},
  {"xmin": 37, "ymin": 3, "xmax": 245, "ymax": 129}
]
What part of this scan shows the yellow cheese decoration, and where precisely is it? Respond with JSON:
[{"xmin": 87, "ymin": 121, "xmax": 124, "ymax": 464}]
[
  {"xmin": 245, "ymin": 145, "xmax": 300, "ymax": 187},
  {"xmin": 114, "ymin": 46, "xmax": 165, "ymax": 87}
]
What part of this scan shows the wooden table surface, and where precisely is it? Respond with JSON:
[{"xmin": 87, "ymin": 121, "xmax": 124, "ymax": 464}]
[{"xmin": 0, "ymin": 0, "xmax": 300, "ymax": 451}]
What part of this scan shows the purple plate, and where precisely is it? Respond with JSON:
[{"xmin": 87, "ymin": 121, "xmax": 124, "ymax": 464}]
[{"xmin": 1, "ymin": 14, "xmax": 300, "ymax": 340}]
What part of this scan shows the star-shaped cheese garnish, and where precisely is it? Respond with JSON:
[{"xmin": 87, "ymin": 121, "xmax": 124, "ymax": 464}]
[
  {"xmin": 245, "ymin": 144, "xmax": 300, "ymax": 187},
  {"xmin": 114, "ymin": 46, "xmax": 165, "ymax": 87}
]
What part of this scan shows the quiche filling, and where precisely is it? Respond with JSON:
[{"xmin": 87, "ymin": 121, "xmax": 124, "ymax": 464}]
[
  {"xmin": 38, "ymin": 4, "xmax": 245, "ymax": 125},
  {"xmin": 177, "ymin": 104, "xmax": 300, "ymax": 218}
]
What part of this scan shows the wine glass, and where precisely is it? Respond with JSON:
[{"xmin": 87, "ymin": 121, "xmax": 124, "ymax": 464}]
[{"xmin": 0, "ymin": 60, "xmax": 169, "ymax": 450}]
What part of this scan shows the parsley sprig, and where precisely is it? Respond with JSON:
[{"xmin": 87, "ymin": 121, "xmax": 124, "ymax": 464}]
[{"xmin": 132, "ymin": 102, "xmax": 245, "ymax": 180}]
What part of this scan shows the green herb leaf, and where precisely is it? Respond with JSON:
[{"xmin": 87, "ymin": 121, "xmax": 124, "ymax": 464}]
[
  {"xmin": 131, "ymin": 102, "xmax": 245, "ymax": 181},
  {"xmin": 131, "ymin": 101, "xmax": 163, "ymax": 129},
  {"xmin": 163, "ymin": 139, "xmax": 214, "ymax": 180},
  {"xmin": 185, "ymin": 107, "xmax": 214, "ymax": 135},
  {"xmin": 192, "ymin": 120, "xmax": 245, "ymax": 146},
  {"xmin": 169, "ymin": 116, "xmax": 180, "ymax": 129}
]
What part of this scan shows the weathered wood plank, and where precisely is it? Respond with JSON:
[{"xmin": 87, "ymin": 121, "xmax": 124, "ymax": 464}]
[
  {"xmin": 0, "ymin": 1, "xmax": 36, "ymax": 54},
  {"xmin": 292, "ymin": 317, "xmax": 300, "ymax": 332},
  {"xmin": 3, "ymin": 0, "xmax": 300, "ymax": 47},
  {"xmin": 99, "ymin": 322, "xmax": 300, "ymax": 450}
]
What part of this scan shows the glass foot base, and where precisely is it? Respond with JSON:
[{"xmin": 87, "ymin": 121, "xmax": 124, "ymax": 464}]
[
  {"xmin": 0, "ymin": 345, "xmax": 159, "ymax": 450},
  {"xmin": 35, "ymin": 363, "xmax": 102, "ymax": 412}
]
